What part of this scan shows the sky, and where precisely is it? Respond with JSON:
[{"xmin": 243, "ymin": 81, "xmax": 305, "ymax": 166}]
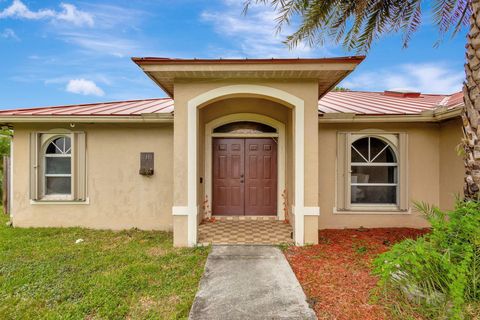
[{"xmin": 0, "ymin": 0, "xmax": 468, "ymax": 109}]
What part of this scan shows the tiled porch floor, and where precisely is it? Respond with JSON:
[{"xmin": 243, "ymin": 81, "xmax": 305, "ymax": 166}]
[{"xmin": 198, "ymin": 219, "xmax": 293, "ymax": 245}]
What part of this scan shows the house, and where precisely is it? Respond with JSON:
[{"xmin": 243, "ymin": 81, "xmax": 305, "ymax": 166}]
[{"xmin": 0, "ymin": 57, "xmax": 465, "ymax": 247}]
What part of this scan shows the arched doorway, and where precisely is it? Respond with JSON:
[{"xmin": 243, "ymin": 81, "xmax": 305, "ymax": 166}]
[
  {"xmin": 179, "ymin": 84, "xmax": 308, "ymax": 246},
  {"xmin": 204, "ymin": 114, "xmax": 286, "ymax": 219}
]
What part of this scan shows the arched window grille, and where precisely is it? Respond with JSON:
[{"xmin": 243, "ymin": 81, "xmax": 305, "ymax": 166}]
[{"xmin": 350, "ymin": 137, "xmax": 398, "ymax": 204}]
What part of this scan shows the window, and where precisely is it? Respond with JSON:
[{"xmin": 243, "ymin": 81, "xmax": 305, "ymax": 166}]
[
  {"xmin": 337, "ymin": 132, "xmax": 408, "ymax": 212},
  {"xmin": 213, "ymin": 121, "xmax": 277, "ymax": 134},
  {"xmin": 30, "ymin": 131, "xmax": 86, "ymax": 202},
  {"xmin": 44, "ymin": 136, "xmax": 72, "ymax": 196},
  {"xmin": 350, "ymin": 137, "xmax": 397, "ymax": 204}
]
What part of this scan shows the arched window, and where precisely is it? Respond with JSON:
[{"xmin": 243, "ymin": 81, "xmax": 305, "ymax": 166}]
[
  {"xmin": 213, "ymin": 121, "xmax": 277, "ymax": 134},
  {"xmin": 43, "ymin": 136, "xmax": 72, "ymax": 195},
  {"xmin": 350, "ymin": 137, "xmax": 398, "ymax": 204}
]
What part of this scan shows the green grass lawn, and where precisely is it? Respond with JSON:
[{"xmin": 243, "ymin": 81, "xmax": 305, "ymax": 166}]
[{"xmin": 0, "ymin": 214, "xmax": 209, "ymax": 320}]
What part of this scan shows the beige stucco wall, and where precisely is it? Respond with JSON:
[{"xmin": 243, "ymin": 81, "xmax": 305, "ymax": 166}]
[
  {"xmin": 173, "ymin": 80, "xmax": 319, "ymax": 210},
  {"xmin": 11, "ymin": 123, "xmax": 174, "ymax": 231},
  {"xmin": 317, "ymin": 121, "xmax": 461, "ymax": 229},
  {"xmin": 8, "ymin": 100, "xmax": 464, "ymax": 243},
  {"xmin": 439, "ymin": 118, "xmax": 464, "ymax": 209},
  {"xmin": 304, "ymin": 215, "xmax": 319, "ymax": 244}
]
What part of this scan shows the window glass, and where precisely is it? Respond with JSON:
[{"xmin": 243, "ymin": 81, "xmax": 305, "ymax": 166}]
[
  {"xmin": 350, "ymin": 137, "xmax": 398, "ymax": 205},
  {"xmin": 46, "ymin": 177, "xmax": 71, "ymax": 195},
  {"xmin": 46, "ymin": 157, "xmax": 71, "ymax": 175},
  {"xmin": 351, "ymin": 186, "xmax": 397, "ymax": 204},
  {"xmin": 351, "ymin": 166, "xmax": 397, "ymax": 184},
  {"xmin": 351, "ymin": 138, "xmax": 369, "ymax": 162},
  {"xmin": 213, "ymin": 121, "xmax": 277, "ymax": 134},
  {"xmin": 46, "ymin": 137, "xmax": 71, "ymax": 154}
]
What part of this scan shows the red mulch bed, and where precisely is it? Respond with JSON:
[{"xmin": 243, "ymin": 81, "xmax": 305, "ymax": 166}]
[{"xmin": 284, "ymin": 228, "xmax": 429, "ymax": 320}]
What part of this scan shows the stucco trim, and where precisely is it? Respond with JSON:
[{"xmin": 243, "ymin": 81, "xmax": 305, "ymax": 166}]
[
  {"xmin": 30, "ymin": 198, "xmax": 90, "ymax": 205},
  {"xmin": 187, "ymin": 84, "xmax": 307, "ymax": 246},
  {"xmin": 318, "ymin": 108, "xmax": 462, "ymax": 123},
  {"xmin": 304, "ymin": 206, "xmax": 320, "ymax": 216},
  {"xmin": 204, "ymin": 113, "xmax": 286, "ymax": 220},
  {"xmin": 333, "ymin": 207, "xmax": 412, "ymax": 215},
  {"xmin": 172, "ymin": 206, "xmax": 191, "ymax": 216}
]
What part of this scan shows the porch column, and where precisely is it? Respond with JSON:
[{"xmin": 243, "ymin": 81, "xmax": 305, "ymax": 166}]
[
  {"xmin": 172, "ymin": 92, "xmax": 197, "ymax": 247},
  {"xmin": 302, "ymin": 89, "xmax": 320, "ymax": 245},
  {"xmin": 293, "ymin": 83, "xmax": 320, "ymax": 245}
]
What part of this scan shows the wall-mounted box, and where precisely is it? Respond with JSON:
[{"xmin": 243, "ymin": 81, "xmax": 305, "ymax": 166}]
[{"xmin": 139, "ymin": 152, "xmax": 154, "ymax": 176}]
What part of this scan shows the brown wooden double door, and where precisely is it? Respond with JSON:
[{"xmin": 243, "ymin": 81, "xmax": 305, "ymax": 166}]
[{"xmin": 212, "ymin": 138, "xmax": 277, "ymax": 216}]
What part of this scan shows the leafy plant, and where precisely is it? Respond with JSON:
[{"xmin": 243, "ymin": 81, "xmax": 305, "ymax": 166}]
[
  {"xmin": 352, "ymin": 238, "xmax": 369, "ymax": 255},
  {"xmin": 373, "ymin": 200, "xmax": 480, "ymax": 319},
  {"xmin": 0, "ymin": 129, "xmax": 11, "ymax": 206},
  {"xmin": 355, "ymin": 245, "xmax": 368, "ymax": 255}
]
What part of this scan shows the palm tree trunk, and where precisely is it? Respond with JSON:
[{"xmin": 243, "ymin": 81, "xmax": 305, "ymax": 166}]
[{"xmin": 463, "ymin": 0, "xmax": 480, "ymax": 200}]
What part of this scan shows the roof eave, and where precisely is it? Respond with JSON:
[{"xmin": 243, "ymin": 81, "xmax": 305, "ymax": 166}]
[
  {"xmin": 0, "ymin": 114, "xmax": 174, "ymax": 124},
  {"xmin": 131, "ymin": 56, "xmax": 366, "ymax": 65},
  {"xmin": 318, "ymin": 106, "xmax": 463, "ymax": 123},
  {"xmin": 132, "ymin": 56, "xmax": 365, "ymax": 98},
  {"xmin": 0, "ymin": 107, "xmax": 461, "ymax": 124}
]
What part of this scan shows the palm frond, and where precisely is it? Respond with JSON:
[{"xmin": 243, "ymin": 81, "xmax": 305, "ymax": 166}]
[{"xmin": 243, "ymin": 0, "xmax": 471, "ymax": 53}]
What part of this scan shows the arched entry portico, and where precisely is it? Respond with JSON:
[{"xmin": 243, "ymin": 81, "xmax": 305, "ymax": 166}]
[
  {"xmin": 204, "ymin": 113, "xmax": 286, "ymax": 220},
  {"xmin": 172, "ymin": 84, "xmax": 315, "ymax": 246}
]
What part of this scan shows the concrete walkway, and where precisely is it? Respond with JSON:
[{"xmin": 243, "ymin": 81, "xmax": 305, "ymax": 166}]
[{"xmin": 189, "ymin": 246, "xmax": 317, "ymax": 320}]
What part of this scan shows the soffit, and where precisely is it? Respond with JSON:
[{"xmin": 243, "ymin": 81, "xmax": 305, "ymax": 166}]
[{"xmin": 132, "ymin": 57, "xmax": 365, "ymax": 98}]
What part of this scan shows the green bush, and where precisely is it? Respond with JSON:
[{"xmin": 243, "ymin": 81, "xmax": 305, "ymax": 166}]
[{"xmin": 373, "ymin": 200, "xmax": 480, "ymax": 319}]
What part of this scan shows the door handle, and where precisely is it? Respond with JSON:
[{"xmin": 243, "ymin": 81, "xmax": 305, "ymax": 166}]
[
  {"xmin": 240, "ymin": 174, "xmax": 244, "ymax": 178},
  {"xmin": 240, "ymin": 179, "xmax": 244, "ymax": 183}
]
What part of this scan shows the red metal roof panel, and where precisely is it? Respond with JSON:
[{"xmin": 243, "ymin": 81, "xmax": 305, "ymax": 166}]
[
  {"xmin": 0, "ymin": 98, "xmax": 174, "ymax": 116},
  {"xmin": 0, "ymin": 91, "xmax": 463, "ymax": 117},
  {"xmin": 317, "ymin": 91, "xmax": 460, "ymax": 115}
]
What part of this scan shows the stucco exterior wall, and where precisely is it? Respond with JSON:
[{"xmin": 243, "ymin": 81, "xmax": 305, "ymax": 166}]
[
  {"xmin": 11, "ymin": 123, "xmax": 174, "ymax": 231},
  {"xmin": 173, "ymin": 80, "xmax": 319, "ymax": 210},
  {"xmin": 8, "ymin": 111, "xmax": 464, "ymax": 238},
  {"xmin": 439, "ymin": 118, "xmax": 464, "ymax": 209},
  {"xmin": 318, "ymin": 122, "xmax": 449, "ymax": 229}
]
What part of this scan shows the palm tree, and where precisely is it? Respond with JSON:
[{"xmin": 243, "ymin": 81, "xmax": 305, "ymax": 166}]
[{"xmin": 245, "ymin": 0, "xmax": 479, "ymax": 199}]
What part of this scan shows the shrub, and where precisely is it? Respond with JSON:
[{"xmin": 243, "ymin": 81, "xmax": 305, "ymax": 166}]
[{"xmin": 373, "ymin": 200, "xmax": 480, "ymax": 319}]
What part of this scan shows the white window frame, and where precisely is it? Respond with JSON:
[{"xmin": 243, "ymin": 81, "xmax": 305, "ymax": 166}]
[
  {"xmin": 349, "ymin": 135, "xmax": 399, "ymax": 210},
  {"xmin": 41, "ymin": 134, "xmax": 73, "ymax": 201},
  {"xmin": 336, "ymin": 131, "xmax": 409, "ymax": 213},
  {"xmin": 30, "ymin": 130, "xmax": 87, "ymax": 203}
]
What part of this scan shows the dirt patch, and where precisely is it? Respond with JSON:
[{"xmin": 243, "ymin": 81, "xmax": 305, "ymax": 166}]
[
  {"xmin": 146, "ymin": 247, "xmax": 168, "ymax": 257},
  {"xmin": 101, "ymin": 235, "xmax": 133, "ymax": 250},
  {"xmin": 128, "ymin": 295, "xmax": 181, "ymax": 319},
  {"xmin": 285, "ymin": 228, "xmax": 429, "ymax": 320}
]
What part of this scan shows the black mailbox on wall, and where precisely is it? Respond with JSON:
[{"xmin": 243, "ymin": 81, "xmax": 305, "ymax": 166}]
[{"xmin": 139, "ymin": 152, "xmax": 154, "ymax": 176}]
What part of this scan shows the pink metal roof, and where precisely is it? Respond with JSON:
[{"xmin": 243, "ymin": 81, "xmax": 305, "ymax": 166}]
[
  {"xmin": 443, "ymin": 91, "xmax": 464, "ymax": 109},
  {"xmin": 317, "ymin": 91, "xmax": 463, "ymax": 115},
  {"xmin": 0, "ymin": 98, "xmax": 174, "ymax": 116},
  {"xmin": 0, "ymin": 91, "xmax": 463, "ymax": 117}
]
